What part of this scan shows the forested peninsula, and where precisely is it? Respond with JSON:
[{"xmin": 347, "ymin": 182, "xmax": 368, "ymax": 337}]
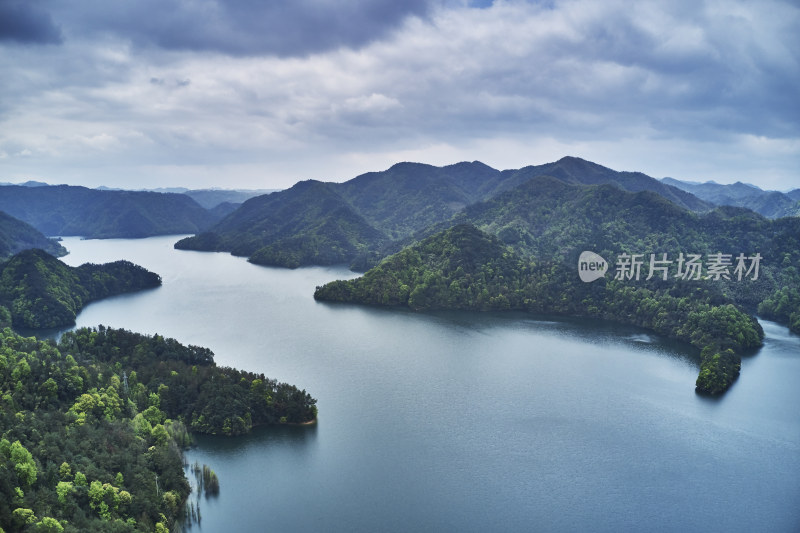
[
  {"xmin": 314, "ymin": 224, "xmax": 765, "ymax": 394},
  {"xmin": 0, "ymin": 326, "xmax": 316, "ymax": 532},
  {"xmin": 0, "ymin": 249, "xmax": 162, "ymax": 329}
]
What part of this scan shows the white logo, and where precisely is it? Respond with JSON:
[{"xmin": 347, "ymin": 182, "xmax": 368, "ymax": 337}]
[{"xmin": 578, "ymin": 251, "xmax": 607, "ymax": 283}]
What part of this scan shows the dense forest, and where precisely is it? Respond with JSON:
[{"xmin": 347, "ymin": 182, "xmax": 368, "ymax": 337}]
[
  {"xmin": 0, "ymin": 212, "xmax": 67, "ymax": 260},
  {"xmin": 0, "ymin": 326, "xmax": 316, "ymax": 532},
  {"xmin": 0, "ymin": 185, "xmax": 223, "ymax": 239},
  {"xmin": 0, "ymin": 249, "xmax": 162, "ymax": 329}
]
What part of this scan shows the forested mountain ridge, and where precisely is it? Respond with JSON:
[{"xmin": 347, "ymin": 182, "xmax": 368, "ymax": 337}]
[
  {"xmin": 0, "ymin": 185, "xmax": 222, "ymax": 239},
  {"xmin": 0, "ymin": 249, "xmax": 161, "ymax": 329},
  {"xmin": 486, "ymin": 157, "xmax": 711, "ymax": 212},
  {"xmin": 334, "ymin": 160, "xmax": 501, "ymax": 239},
  {"xmin": 0, "ymin": 211, "xmax": 67, "ymax": 259},
  {"xmin": 0, "ymin": 326, "xmax": 316, "ymax": 532},
  {"xmin": 174, "ymin": 157, "xmax": 715, "ymax": 269},
  {"xmin": 175, "ymin": 180, "xmax": 388, "ymax": 268}
]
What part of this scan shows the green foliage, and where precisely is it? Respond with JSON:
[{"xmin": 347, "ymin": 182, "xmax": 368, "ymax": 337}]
[
  {"xmin": 315, "ymin": 224, "xmax": 527, "ymax": 311},
  {"xmin": 10, "ymin": 440, "xmax": 38, "ymax": 486},
  {"xmin": 0, "ymin": 325, "xmax": 316, "ymax": 531},
  {"xmin": 696, "ymin": 348, "xmax": 741, "ymax": 395},
  {"xmin": 758, "ymin": 285, "xmax": 800, "ymax": 334},
  {"xmin": 0, "ymin": 249, "xmax": 161, "ymax": 329},
  {"xmin": 58, "ymin": 326, "xmax": 317, "ymax": 433}
]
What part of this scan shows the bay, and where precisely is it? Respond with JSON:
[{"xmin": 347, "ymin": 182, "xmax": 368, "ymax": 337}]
[{"xmin": 58, "ymin": 235, "xmax": 800, "ymax": 532}]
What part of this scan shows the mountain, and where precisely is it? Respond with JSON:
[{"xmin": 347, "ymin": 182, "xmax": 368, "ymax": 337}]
[
  {"xmin": 0, "ymin": 211, "xmax": 67, "ymax": 258},
  {"xmin": 662, "ymin": 177, "xmax": 800, "ymax": 219},
  {"xmin": 0, "ymin": 185, "xmax": 221, "ymax": 238},
  {"xmin": 489, "ymin": 157, "xmax": 711, "ymax": 212},
  {"xmin": 176, "ymin": 180, "xmax": 387, "ymax": 268},
  {"xmin": 177, "ymin": 157, "xmax": 713, "ymax": 269},
  {"xmin": 0, "ymin": 180, "xmax": 50, "ymax": 187},
  {"xmin": 446, "ymin": 175, "xmax": 798, "ymax": 312},
  {"xmin": 0, "ymin": 248, "xmax": 161, "ymax": 328},
  {"xmin": 335, "ymin": 161, "xmax": 502, "ymax": 239}
]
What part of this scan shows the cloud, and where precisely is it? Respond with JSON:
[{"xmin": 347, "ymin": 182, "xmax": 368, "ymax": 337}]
[
  {"xmin": 51, "ymin": 0, "xmax": 432, "ymax": 57},
  {"xmin": 0, "ymin": 0, "xmax": 63, "ymax": 44},
  {"xmin": 0, "ymin": 0, "xmax": 797, "ymax": 190}
]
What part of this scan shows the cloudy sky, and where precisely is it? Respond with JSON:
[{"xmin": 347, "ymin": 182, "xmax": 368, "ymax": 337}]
[{"xmin": 0, "ymin": 0, "xmax": 797, "ymax": 191}]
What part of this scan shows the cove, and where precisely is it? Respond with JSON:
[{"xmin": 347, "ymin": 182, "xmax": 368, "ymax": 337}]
[{"xmin": 57, "ymin": 235, "xmax": 800, "ymax": 533}]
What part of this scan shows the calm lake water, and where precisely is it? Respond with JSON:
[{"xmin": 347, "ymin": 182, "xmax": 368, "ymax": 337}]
[{"xmin": 57, "ymin": 235, "xmax": 800, "ymax": 533}]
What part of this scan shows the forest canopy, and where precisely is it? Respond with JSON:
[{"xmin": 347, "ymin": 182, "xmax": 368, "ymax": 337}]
[
  {"xmin": 0, "ymin": 249, "xmax": 162, "ymax": 329},
  {"xmin": 0, "ymin": 326, "xmax": 316, "ymax": 532}
]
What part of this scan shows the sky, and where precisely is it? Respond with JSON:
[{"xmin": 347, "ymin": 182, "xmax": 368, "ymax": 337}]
[{"xmin": 0, "ymin": 0, "xmax": 798, "ymax": 191}]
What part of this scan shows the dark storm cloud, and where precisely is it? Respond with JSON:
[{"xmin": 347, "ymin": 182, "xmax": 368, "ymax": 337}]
[
  {"xmin": 57, "ymin": 0, "xmax": 432, "ymax": 56},
  {"xmin": 0, "ymin": 0, "xmax": 62, "ymax": 44}
]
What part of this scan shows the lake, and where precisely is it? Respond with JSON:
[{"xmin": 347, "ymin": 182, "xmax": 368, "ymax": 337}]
[{"xmin": 58, "ymin": 235, "xmax": 800, "ymax": 532}]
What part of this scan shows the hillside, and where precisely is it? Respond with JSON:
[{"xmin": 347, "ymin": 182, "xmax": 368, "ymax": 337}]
[
  {"xmin": 0, "ymin": 249, "xmax": 162, "ymax": 328},
  {"xmin": 449, "ymin": 176, "xmax": 800, "ymax": 322},
  {"xmin": 315, "ymin": 224, "xmax": 527, "ymax": 310},
  {"xmin": 334, "ymin": 161, "xmax": 502, "ymax": 239},
  {"xmin": 0, "ymin": 185, "xmax": 221, "ymax": 238},
  {"xmin": 176, "ymin": 180, "xmax": 387, "ymax": 268},
  {"xmin": 0, "ymin": 211, "xmax": 67, "ymax": 258}
]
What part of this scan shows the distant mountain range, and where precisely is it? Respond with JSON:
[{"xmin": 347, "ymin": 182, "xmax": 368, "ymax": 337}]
[
  {"xmin": 661, "ymin": 177, "xmax": 800, "ymax": 219},
  {"xmin": 94, "ymin": 185, "xmax": 277, "ymax": 209},
  {"xmin": 0, "ymin": 185, "xmax": 225, "ymax": 238}
]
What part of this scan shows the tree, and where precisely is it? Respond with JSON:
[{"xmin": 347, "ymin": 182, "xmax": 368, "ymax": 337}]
[{"xmin": 10, "ymin": 441, "xmax": 37, "ymax": 486}]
